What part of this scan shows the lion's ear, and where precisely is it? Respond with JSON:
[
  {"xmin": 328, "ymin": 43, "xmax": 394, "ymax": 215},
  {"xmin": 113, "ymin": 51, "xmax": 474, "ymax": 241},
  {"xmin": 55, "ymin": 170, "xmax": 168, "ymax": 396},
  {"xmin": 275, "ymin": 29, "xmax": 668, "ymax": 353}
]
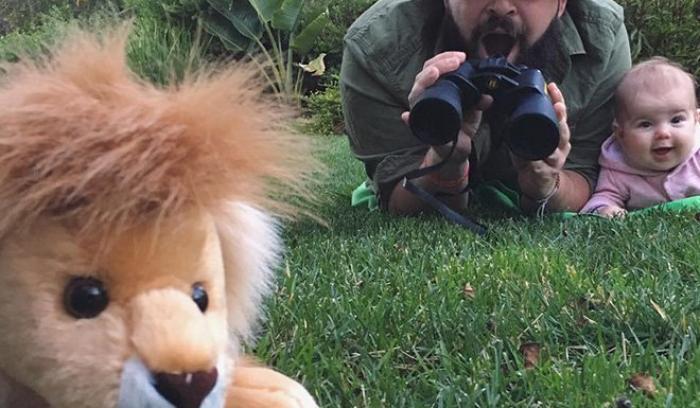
[{"xmin": 215, "ymin": 203, "xmax": 281, "ymax": 343}]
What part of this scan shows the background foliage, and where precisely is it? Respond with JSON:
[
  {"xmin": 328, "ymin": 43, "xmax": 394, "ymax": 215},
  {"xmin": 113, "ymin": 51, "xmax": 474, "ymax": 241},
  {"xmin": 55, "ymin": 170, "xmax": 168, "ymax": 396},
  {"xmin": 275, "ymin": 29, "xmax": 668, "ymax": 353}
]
[
  {"xmin": 6, "ymin": 0, "xmax": 697, "ymax": 135},
  {"xmin": 620, "ymin": 0, "xmax": 700, "ymax": 77},
  {"xmin": 4, "ymin": 0, "xmax": 700, "ymax": 72}
]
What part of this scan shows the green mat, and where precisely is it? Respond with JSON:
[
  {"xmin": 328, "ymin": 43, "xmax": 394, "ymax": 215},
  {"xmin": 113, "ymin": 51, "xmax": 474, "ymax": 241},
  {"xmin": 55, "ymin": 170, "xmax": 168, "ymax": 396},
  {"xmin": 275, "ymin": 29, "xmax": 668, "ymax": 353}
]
[
  {"xmin": 352, "ymin": 179, "xmax": 700, "ymax": 218},
  {"xmin": 558, "ymin": 195, "xmax": 700, "ymax": 219},
  {"xmin": 472, "ymin": 184, "xmax": 700, "ymax": 218},
  {"xmin": 351, "ymin": 180, "xmax": 379, "ymax": 211},
  {"xmin": 350, "ymin": 179, "xmax": 521, "ymax": 213}
]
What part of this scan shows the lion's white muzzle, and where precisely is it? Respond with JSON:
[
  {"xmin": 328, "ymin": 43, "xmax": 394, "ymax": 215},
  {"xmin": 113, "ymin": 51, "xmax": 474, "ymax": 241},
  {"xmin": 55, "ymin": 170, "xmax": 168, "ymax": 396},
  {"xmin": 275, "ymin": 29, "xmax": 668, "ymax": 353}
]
[{"xmin": 117, "ymin": 357, "xmax": 228, "ymax": 408}]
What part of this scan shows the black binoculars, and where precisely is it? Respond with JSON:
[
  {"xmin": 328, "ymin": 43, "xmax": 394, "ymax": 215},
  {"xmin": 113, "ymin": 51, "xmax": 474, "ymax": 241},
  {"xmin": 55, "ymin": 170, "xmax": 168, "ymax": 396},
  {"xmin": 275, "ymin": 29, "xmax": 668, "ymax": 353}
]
[{"xmin": 409, "ymin": 56, "xmax": 559, "ymax": 161}]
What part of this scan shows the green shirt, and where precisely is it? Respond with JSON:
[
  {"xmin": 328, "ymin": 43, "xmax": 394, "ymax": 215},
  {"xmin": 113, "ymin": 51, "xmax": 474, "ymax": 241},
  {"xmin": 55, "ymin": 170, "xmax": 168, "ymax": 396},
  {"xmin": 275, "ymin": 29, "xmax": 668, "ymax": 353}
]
[{"xmin": 340, "ymin": 0, "xmax": 631, "ymax": 209}]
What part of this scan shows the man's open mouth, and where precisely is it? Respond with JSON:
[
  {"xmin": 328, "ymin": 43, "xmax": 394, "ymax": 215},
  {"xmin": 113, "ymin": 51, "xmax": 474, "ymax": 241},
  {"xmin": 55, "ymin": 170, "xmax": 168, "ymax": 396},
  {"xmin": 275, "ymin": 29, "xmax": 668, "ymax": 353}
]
[{"xmin": 480, "ymin": 33, "xmax": 516, "ymax": 58}]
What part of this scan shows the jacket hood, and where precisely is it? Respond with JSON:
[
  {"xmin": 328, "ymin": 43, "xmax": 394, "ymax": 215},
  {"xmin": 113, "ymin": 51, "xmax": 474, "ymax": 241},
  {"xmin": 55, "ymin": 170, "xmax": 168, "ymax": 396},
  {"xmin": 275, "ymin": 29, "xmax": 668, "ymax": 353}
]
[{"xmin": 599, "ymin": 124, "xmax": 700, "ymax": 177}]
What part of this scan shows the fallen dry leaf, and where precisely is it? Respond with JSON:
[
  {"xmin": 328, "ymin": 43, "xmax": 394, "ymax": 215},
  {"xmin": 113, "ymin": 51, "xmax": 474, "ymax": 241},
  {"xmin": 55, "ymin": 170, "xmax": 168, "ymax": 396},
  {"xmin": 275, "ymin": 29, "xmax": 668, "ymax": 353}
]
[
  {"xmin": 650, "ymin": 299, "xmax": 668, "ymax": 321},
  {"xmin": 519, "ymin": 342, "xmax": 541, "ymax": 369},
  {"xmin": 576, "ymin": 315, "xmax": 597, "ymax": 327},
  {"xmin": 629, "ymin": 373, "xmax": 656, "ymax": 397},
  {"xmin": 463, "ymin": 283, "xmax": 476, "ymax": 299}
]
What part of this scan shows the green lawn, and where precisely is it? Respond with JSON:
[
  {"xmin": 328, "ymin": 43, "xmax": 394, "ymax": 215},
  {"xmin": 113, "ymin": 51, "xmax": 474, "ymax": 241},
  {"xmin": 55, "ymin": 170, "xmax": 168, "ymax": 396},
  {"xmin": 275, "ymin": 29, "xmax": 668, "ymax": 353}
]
[{"xmin": 255, "ymin": 136, "xmax": 700, "ymax": 407}]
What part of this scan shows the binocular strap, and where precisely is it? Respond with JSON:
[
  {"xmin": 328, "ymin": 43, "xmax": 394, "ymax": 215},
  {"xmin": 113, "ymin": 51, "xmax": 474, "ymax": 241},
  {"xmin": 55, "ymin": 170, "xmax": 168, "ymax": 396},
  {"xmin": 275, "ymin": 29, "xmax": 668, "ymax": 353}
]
[{"xmin": 402, "ymin": 144, "xmax": 487, "ymax": 236}]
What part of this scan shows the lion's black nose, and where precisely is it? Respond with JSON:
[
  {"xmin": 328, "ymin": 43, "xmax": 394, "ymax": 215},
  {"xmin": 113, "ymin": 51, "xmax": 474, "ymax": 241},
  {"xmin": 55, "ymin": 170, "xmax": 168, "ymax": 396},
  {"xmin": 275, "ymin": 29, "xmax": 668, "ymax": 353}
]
[{"xmin": 154, "ymin": 368, "xmax": 218, "ymax": 408}]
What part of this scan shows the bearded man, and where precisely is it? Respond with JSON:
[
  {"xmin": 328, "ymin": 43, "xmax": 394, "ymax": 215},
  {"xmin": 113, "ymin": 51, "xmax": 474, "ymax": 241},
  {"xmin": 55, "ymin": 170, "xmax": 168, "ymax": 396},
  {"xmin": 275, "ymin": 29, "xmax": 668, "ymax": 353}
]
[{"xmin": 341, "ymin": 0, "xmax": 631, "ymax": 215}]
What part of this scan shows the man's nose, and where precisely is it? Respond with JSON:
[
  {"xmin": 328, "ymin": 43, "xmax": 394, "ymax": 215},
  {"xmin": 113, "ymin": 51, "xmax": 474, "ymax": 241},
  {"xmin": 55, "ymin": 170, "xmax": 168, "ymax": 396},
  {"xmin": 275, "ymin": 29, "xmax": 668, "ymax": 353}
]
[{"xmin": 487, "ymin": 0, "xmax": 517, "ymax": 17}]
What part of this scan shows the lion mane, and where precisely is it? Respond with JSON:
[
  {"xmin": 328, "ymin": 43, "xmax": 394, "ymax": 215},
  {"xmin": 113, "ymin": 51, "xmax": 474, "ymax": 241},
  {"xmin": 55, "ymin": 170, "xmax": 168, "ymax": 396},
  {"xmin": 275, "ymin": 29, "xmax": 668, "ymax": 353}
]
[{"xmin": 0, "ymin": 25, "xmax": 316, "ymax": 242}]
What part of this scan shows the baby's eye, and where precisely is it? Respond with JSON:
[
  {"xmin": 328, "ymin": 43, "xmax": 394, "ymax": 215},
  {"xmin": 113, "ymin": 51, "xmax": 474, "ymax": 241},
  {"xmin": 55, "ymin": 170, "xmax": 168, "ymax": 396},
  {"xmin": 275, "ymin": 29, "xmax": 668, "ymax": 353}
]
[
  {"xmin": 671, "ymin": 115, "xmax": 686, "ymax": 124},
  {"xmin": 637, "ymin": 121, "xmax": 652, "ymax": 129}
]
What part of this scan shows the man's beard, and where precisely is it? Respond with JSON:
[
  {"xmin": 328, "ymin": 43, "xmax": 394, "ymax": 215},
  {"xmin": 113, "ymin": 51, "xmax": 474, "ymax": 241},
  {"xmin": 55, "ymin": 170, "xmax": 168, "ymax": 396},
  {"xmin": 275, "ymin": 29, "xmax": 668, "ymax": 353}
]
[
  {"xmin": 514, "ymin": 18, "xmax": 568, "ymax": 83},
  {"xmin": 440, "ymin": 12, "xmax": 569, "ymax": 83}
]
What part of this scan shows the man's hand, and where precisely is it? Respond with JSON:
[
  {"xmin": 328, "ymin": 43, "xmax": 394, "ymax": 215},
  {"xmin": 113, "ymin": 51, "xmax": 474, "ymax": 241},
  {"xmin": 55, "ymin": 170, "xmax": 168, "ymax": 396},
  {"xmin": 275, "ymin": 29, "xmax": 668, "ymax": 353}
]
[
  {"xmin": 389, "ymin": 51, "xmax": 490, "ymax": 214},
  {"xmin": 400, "ymin": 52, "xmax": 491, "ymax": 172},
  {"xmin": 512, "ymin": 82, "xmax": 572, "ymax": 200}
]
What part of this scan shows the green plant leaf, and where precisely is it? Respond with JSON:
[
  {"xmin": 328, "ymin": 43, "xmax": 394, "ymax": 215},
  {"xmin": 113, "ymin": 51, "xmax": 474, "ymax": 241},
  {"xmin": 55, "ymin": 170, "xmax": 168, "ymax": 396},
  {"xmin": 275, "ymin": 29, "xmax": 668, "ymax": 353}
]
[
  {"xmin": 298, "ymin": 53, "xmax": 326, "ymax": 76},
  {"xmin": 271, "ymin": 0, "xmax": 303, "ymax": 32},
  {"xmin": 291, "ymin": 8, "xmax": 329, "ymax": 55},
  {"xmin": 205, "ymin": 0, "xmax": 262, "ymax": 41},
  {"xmin": 162, "ymin": 0, "xmax": 204, "ymax": 18},
  {"xmin": 199, "ymin": 9, "xmax": 249, "ymax": 52},
  {"xmin": 248, "ymin": 0, "xmax": 283, "ymax": 23}
]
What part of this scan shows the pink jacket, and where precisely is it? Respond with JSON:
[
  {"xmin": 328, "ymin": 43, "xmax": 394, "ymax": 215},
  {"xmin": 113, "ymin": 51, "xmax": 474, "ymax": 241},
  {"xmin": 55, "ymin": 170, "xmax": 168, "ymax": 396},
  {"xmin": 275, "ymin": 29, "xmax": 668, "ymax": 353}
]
[{"xmin": 581, "ymin": 126, "xmax": 700, "ymax": 213}]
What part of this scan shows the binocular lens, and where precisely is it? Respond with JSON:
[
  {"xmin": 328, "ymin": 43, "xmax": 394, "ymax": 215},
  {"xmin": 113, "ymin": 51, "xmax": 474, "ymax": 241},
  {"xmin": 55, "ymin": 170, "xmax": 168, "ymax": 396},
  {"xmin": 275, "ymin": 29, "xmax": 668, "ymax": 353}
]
[
  {"xmin": 507, "ymin": 95, "xmax": 560, "ymax": 161},
  {"xmin": 409, "ymin": 81, "xmax": 463, "ymax": 146}
]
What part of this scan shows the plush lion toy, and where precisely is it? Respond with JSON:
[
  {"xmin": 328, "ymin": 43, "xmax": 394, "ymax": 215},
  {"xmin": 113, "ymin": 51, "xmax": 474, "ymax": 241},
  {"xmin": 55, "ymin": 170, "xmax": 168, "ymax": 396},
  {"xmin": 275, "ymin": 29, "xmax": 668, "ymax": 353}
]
[{"xmin": 0, "ymin": 26, "xmax": 319, "ymax": 408}]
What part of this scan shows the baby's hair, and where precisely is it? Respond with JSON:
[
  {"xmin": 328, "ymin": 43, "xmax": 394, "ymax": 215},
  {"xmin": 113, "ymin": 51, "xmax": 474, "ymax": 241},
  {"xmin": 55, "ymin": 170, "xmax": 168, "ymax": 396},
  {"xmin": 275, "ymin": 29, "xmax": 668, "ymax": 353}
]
[{"xmin": 614, "ymin": 56, "xmax": 698, "ymax": 118}]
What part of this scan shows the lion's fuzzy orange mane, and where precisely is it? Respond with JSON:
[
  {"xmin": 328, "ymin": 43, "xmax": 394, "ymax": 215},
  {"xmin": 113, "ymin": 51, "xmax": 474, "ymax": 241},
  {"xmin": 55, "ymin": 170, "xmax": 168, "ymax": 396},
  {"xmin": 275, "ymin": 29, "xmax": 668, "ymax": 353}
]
[{"xmin": 0, "ymin": 26, "xmax": 317, "ymax": 240}]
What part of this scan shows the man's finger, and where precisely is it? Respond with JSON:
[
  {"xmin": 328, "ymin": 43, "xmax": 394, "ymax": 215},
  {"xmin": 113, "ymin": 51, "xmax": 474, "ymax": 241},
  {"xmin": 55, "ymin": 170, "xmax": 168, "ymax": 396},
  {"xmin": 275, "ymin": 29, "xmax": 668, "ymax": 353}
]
[
  {"xmin": 547, "ymin": 82, "xmax": 563, "ymax": 104},
  {"xmin": 412, "ymin": 66, "xmax": 440, "ymax": 92},
  {"xmin": 475, "ymin": 94, "xmax": 494, "ymax": 111},
  {"xmin": 409, "ymin": 57, "xmax": 467, "ymax": 107},
  {"xmin": 429, "ymin": 57, "xmax": 463, "ymax": 76},
  {"xmin": 548, "ymin": 83, "xmax": 571, "ymax": 156},
  {"xmin": 556, "ymin": 110, "xmax": 571, "ymax": 151},
  {"xmin": 554, "ymin": 101, "xmax": 568, "ymax": 125},
  {"xmin": 408, "ymin": 66, "xmax": 440, "ymax": 105},
  {"xmin": 422, "ymin": 51, "xmax": 466, "ymax": 69},
  {"xmin": 558, "ymin": 127, "xmax": 571, "ymax": 150},
  {"xmin": 544, "ymin": 150, "xmax": 565, "ymax": 168},
  {"xmin": 413, "ymin": 58, "xmax": 462, "ymax": 94}
]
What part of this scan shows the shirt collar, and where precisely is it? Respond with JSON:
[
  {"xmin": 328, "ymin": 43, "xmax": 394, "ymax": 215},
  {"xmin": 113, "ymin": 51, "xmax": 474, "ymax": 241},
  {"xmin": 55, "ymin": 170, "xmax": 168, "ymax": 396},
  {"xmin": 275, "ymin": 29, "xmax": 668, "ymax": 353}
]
[{"xmin": 560, "ymin": 10, "xmax": 586, "ymax": 57}]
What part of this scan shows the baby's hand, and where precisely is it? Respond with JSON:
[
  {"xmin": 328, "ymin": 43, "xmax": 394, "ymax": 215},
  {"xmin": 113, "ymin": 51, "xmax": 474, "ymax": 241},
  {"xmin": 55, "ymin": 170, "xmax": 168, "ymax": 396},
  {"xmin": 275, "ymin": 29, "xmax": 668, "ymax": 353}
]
[{"xmin": 597, "ymin": 206, "xmax": 627, "ymax": 218}]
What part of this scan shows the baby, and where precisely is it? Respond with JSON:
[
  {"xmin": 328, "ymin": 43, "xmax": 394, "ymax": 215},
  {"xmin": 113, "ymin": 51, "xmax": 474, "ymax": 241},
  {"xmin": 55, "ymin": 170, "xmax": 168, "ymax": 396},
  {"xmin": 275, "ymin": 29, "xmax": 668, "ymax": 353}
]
[{"xmin": 581, "ymin": 57, "xmax": 700, "ymax": 217}]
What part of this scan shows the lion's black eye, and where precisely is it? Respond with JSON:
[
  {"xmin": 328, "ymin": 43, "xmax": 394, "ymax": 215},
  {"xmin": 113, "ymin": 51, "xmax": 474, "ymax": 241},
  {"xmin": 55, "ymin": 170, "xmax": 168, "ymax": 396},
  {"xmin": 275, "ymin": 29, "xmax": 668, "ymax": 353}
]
[
  {"xmin": 63, "ymin": 277, "xmax": 109, "ymax": 319},
  {"xmin": 192, "ymin": 283, "xmax": 208, "ymax": 313}
]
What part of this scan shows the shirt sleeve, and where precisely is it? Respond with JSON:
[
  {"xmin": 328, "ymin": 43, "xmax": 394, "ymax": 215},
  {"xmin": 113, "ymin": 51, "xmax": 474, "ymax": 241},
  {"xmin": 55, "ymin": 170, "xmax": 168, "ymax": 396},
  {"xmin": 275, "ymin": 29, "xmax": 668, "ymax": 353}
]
[
  {"xmin": 565, "ymin": 21, "xmax": 631, "ymax": 190},
  {"xmin": 580, "ymin": 166, "xmax": 629, "ymax": 213},
  {"xmin": 340, "ymin": 40, "xmax": 427, "ymax": 209}
]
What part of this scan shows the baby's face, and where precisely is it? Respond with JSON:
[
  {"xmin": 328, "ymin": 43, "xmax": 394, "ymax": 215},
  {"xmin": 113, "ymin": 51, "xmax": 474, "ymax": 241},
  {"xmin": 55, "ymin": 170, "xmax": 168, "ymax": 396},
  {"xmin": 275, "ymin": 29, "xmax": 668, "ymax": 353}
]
[{"xmin": 616, "ymin": 69, "xmax": 699, "ymax": 172}]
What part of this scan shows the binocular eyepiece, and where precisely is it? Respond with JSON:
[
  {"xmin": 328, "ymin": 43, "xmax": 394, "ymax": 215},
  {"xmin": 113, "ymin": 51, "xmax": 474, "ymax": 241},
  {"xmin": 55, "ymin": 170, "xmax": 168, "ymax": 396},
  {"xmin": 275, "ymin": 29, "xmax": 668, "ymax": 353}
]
[{"xmin": 408, "ymin": 56, "xmax": 559, "ymax": 161}]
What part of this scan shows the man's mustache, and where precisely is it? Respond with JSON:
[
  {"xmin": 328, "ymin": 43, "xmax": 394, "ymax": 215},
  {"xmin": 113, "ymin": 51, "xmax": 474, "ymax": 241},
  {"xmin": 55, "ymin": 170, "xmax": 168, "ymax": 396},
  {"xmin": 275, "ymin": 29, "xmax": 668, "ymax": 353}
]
[{"xmin": 477, "ymin": 15, "xmax": 519, "ymax": 37}]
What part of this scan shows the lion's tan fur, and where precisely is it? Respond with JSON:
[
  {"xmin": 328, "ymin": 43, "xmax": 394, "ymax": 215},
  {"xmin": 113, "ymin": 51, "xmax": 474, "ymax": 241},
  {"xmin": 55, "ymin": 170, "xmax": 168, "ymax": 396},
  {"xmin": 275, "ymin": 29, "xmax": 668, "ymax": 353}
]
[
  {"xmin": 0, "ymin": 25, "xmax": 315, "ymax": 242},
  {"xmin": 0, "ymin": 26, "xmax": 319, "ymax": 408}
]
